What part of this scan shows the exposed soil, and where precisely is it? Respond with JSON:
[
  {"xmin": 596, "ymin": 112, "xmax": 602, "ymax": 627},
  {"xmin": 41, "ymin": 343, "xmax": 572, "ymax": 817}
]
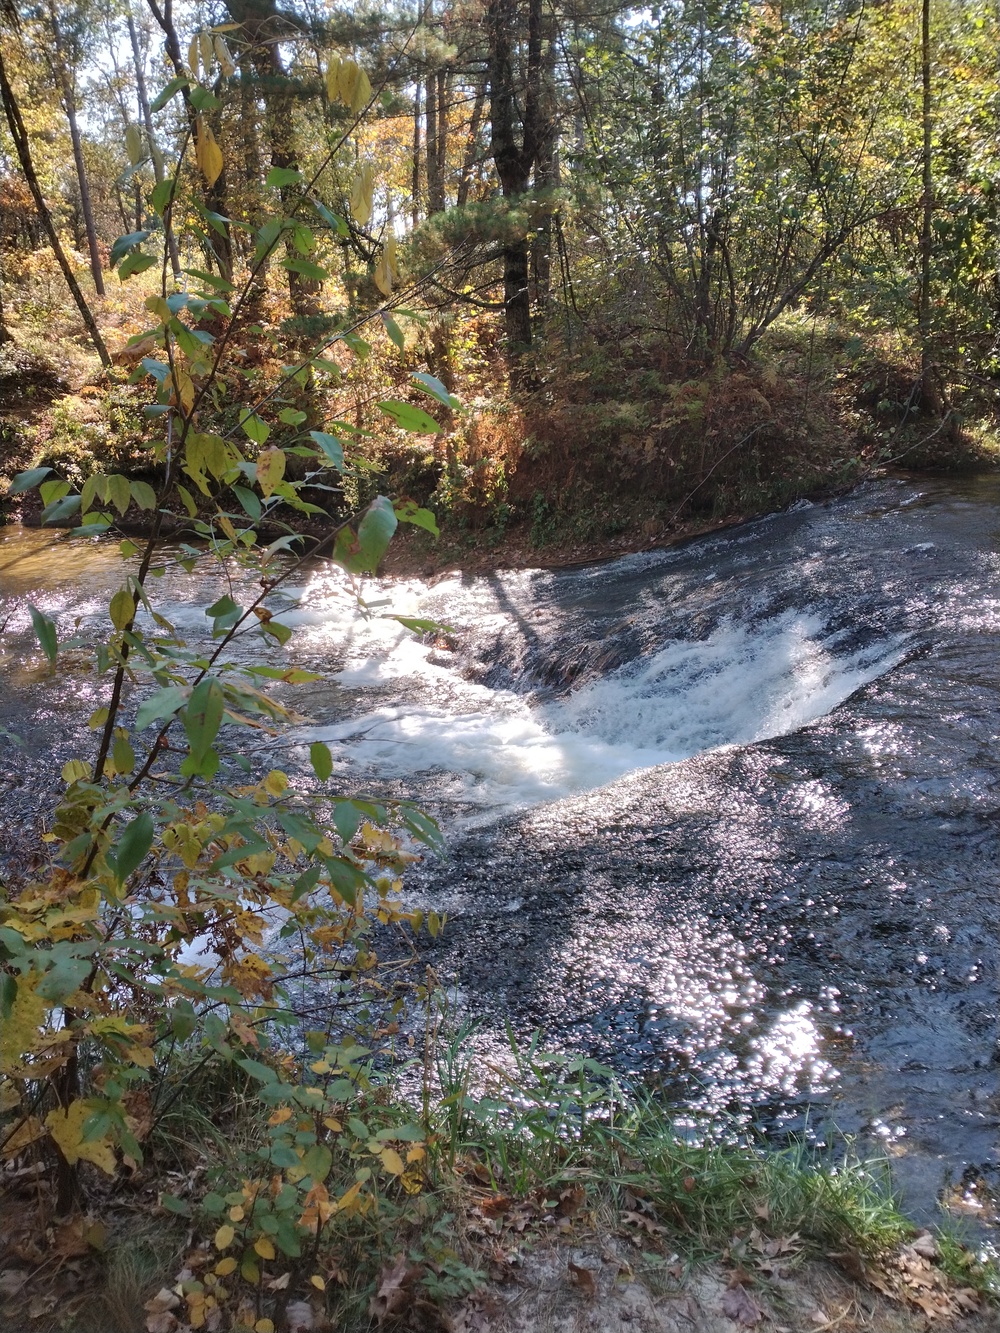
[{"xmin": 447, "ymin": 1238, "xmax": 993, "ymax": 1333}]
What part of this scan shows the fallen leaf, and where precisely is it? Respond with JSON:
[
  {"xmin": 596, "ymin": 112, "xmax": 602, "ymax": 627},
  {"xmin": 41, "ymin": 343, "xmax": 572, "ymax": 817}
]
[
  {"xmin": 909, "ymin": 1230, "xmax": 939, "ymax": 1260},
  {"xmin": 558, "ymin": 1185, "xmax": 587, "ymax": 1217},
  {"xmin": 568, "ymin": 1261, "xmax": 597, "ymax": 1296},
  {"xmin": 721, "ymin": 1284, "xmax": 764, "ymax": 1326},
  {"xmin": 370, "ymin": 1255, "xmax": 421, "ymax": 1324}
]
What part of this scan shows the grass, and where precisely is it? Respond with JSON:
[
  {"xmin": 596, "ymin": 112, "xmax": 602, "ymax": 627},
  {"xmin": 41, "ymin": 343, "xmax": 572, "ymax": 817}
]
[{"xmin": 7, "ymin": 1023, "xmax": 997, "ymax": 1332}]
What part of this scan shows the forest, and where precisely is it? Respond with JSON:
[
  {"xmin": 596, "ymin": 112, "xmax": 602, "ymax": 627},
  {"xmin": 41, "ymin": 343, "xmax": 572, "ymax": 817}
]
[{"xmin": 1, "ymin": 0, "xmax": 999, "ymax": 1329}]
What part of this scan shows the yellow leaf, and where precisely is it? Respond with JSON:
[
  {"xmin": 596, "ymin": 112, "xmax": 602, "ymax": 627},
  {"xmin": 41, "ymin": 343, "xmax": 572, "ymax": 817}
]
[
  {"xmin": 214, "ymin": 35, "xmax": 236, "ymax": 77},
  {"xmin": 373, "ymin": 255, "xmax": 392, "ymax": 297},
  {"xmin": 199, "ymin": 31, "xmax": 214, "ymax": 73},
  {"xmin": 171, "ymin": 370, "xmax": 196, "ymax": 414},
  {"xmin": 254, "ymin": 1236, "xmax": 275, "ymax": 1260},
  {"xmin": 255, "ymin": 447, "xmax": 285, "ymax": 499},
  {"xmin": 218, "ymin": 512, "xmax": 237, "ymax": 543},
  {"xmin": 45, "ymin": 1101, "xmax": 116, "ymax": 1175},
  {"xmin": 214, "ymin": 1224, "xmax": 235, "ymax": 1249},
  {"xmin": 125, "ymin": 123, "xmax": 143, "ymax": 168},
  {"xmin": 262, "ymin": 767, "xmax": 288, "ymax": 797},
  {"xmin": 386, "ymin": 232, "xmax": 398, "ymax": 280},
  {"xmin": 268, "ymin": 1108, "xmax": 293, "ymax": 1126},
  {"xmin": 187, "ymin": 34, "xmax": 200, "ymax": 75},
  {"xmin": 310, "ymin": 1275, "xmax": 326, "ymax": 1291},
  {"xmin": 380, "ymin": 1146, "xmax": 405, "ymax": 1176},
  {"xmin": 196, "ymin": 121, "xmax": 224, "ymax": 187},
  {"xmin": 350, "ymin": 163, "xmax": 374, "ymax": 227},
  {"xmin": 0, "ymin": 1115, "xmax": 45, "ymax": 1159},
  {"xmin": 323, "ymin": 1117, "xmax": 342, "ymax": 1132},
  {"xmin": 338, "ymin": 57, "xmax": 359, "ymax": 106},
  {"xmin": 255, "ymin": 1320, "xmax": 275, "ymax": 1333},
  {"xmin": 400, "ymin": 1165, "xmax": 424, "ymax": 1195},
  {"xmin": 325, "ymin": 55, "xmax": 342, "ymax": 102},
  {"xmin": 1, "ymin": 977, "xmax": 48, "ymax": 1075},
  {"xmin": 334, "ymin": 1179, "xmax": 364, "ymax": 1214},
  {"xmin": 61, "ymin": 758, "xmax": 91, "ymax": 784},
  {"xmin": 351, "ymin": 65, "xmax": 372, "ymax": 114},
  {"xmin": 214, "ymin": 1257, "xmax": 237, "ymax": 1276}
]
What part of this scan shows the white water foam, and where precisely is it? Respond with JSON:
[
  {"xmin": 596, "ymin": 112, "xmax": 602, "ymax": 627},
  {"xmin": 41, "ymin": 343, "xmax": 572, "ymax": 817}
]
[{"xmin": 302, "ymin": 605, "xmax": 906, "ymax": 818}]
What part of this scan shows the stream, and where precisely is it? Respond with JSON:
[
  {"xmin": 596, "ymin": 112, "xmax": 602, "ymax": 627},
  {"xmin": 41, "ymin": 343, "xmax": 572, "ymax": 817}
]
[{"xmin": 1, "ymin": 474, "xmax": 998, "ymax": 1237}]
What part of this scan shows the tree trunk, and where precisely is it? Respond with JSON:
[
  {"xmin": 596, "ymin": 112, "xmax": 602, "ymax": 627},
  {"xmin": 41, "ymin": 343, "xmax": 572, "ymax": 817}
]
[
  {"xmin": 126, "ymin": 8, "xmax": 180, "ymax": 276},
  {"xmin": 145, "ymin": 0, "xmax": 232, "ymax": 280},
  {"xmin": 0, "ymin": 46, "xmax": 110, "ymax": 365},
  {"xmin": 435, "ymin": 69, "xmax": 449, "ymax": 208},
  {"xmin": 411, "ymin": 79, "xmax": 422, "ymax": 225},
  {"xmin": 426, "ymin": 65, "xmax": 441, "ymax": 212},
  {"xmin": 47, "ymin": 2, "xmax": 105, "ymax": 295},
  {"xmin": 918, "ymin": 0, "xmax": 938, "ymax": 412},
  {"xmin": 485, "ymin": 0, "xmax": 543, "ymax": 352},
  {"xmin": 457, "ymin": 81, "xmax": 485, "ymax": 207},
  {"xmin": 225, "ymin": 0, "xmax": 318, "ymax": 317}
]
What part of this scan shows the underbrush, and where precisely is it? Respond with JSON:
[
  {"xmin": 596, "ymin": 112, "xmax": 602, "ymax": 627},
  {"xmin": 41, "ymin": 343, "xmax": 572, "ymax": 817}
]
[{"xmin": 4, "ymin": 1023, "xmax": 995, "ymax": 1333}]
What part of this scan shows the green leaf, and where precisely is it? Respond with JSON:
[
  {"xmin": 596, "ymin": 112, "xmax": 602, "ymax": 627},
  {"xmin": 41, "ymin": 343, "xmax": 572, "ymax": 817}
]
[
  {"xmin": 130, "ymin": 481, "xmax": 157, "ymax": 511},
  {"xmin": 308, "ymin": 431, "xmax": 344, "ymax": 471},
  {"xmin": 412, "ymin": 372, "xmax": 459, "ymax": 409},
  {"xmin": 382, "ymin": 313, "xmax": 405, "ymax": 353},
  {"xmin": 237, "ymin": 1056, "xmax": 279, "ymax": 1084},
  {"xmin": 110, "ymin": 230, "xmax": 151, "ymax": 268},
  {"xmin": 160, "ymin": 1192, "xmax": 193, "ymax": 1217},
  {"xmin": 185, "ymin": 267, "xmax": 234, "ymax": 294},
  {"xmin": 183, "ymin": 678, "xmax": 224, "ymax": 764},
  {"xmin": 41, "ymin": 494, "xmax": 82, "ymax": 525},
  {"xmin": 205, "ymin": 594, "xmax": 242, "ymax": 633},
  {"xmin": 27, "ymin": 603, "xmax": 58, "ymax": 665},
  {"xmin": 150, "ymin": 75, "xmax": 188, "ymax": 112},
  {"xmin": 278, "ymin": 408, "xmax": 307, "ymax": 425},
  {"xmin": 280, "ymin": 257, "xmax": 329, "ymax": 281},
  {"xmin": 265, "ymin": 166, "xmax": 303, "ymax": 189},
  {"xmin": 262, "ymin": 619, "xmax": 292, "ymax": 646},
  {"xmin": 141, "ymin": 358, "xmax": 171, "ymax": 384},
  {"xmin": 36, "ymin": 952, "xmax": 92, "ymax": 1002},
  {"xmin": 354, "ymin": 495, "xmax": 398, "ymax": 573},
  {"xmin": 111, "ymin": 811, "xmax": 154, "ymax": 885},
  {"xmin": 299, "ymin": 1143, "xmax": 332, "ymax": 1183},
  {"xmin": 109, "ymin": 588, "xmax": 134, "ymax": 631},
  {"xmin": 240, "ymin": 413, "xmax": 270, "ymax": 446},
  {"xmin": 378, "ymin": 400, "xmax": 443, "ymax": 434},
  {"xmin": 310, "ymin": 741, "xmax": 333, "ymax": 782},
  {"xmin": 393, "ymin": 499, "xmax": 439, "ymax": 536},
  {"xmin": 118, "ymin": 252, "xmax": 157, "ymax": 281},
  {"xmin": 389, "ymin": 615, "xmax": 450, "ymax": 635},
  {"xmin": 150, "ymin": 178, "xmax": 175, "ymax": 217},
  {"xmin": 135, "ymin": 685, "xmax": 187, "ymax": 731},
  {"xmin": 232, "ymin": 485, "xmax": 262, "ymax": 520},
  {"xmin": 108, "ymin": 474, "xmax": 132, "ymax": 516},
  {"xmin": 9, "ymin": 466, "xmax": 52, "ymax": 495},
  {"xmin": 189, "ymin": 85, "xmax": 221, "ymax": 111}
]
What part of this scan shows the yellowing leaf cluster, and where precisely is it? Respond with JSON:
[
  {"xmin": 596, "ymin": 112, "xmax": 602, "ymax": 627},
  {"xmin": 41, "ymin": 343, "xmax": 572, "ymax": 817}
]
[
  {"xmin": 195, "ymin": 117, "xmax": 224, "ymax": 188},
  {"xmin": 325, "ymin": 54, "xmax": 372, "ymax": 114},
  {"xmin": 46, "ymin": 1100, "xmax": 117, "ymax": 1174},
  {"xmin": 374, "ymin": 232, "xmax": 399, "ymax": 296},
  {"xmin": 351, "ymin": 162, "xmax": 375, "ymax": 227}
]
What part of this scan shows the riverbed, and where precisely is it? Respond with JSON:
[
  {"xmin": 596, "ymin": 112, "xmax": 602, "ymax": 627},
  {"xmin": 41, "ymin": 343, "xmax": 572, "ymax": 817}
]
[{"xmin": 1, "ymin": 473, "xmax": 997, "ymax": 1235}]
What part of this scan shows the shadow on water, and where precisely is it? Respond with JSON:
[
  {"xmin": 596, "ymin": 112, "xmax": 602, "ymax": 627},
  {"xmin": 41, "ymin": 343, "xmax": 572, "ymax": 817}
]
[{"xmin": 1, "ymin": 475, "xmax": 998, "ymax": 1235}]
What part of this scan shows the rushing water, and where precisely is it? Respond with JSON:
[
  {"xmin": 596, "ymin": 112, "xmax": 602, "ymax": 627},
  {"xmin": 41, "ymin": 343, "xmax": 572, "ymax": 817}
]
[{"xmin": 1, "ymin": 474, "xmax": 998, "ymax": 1233}]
